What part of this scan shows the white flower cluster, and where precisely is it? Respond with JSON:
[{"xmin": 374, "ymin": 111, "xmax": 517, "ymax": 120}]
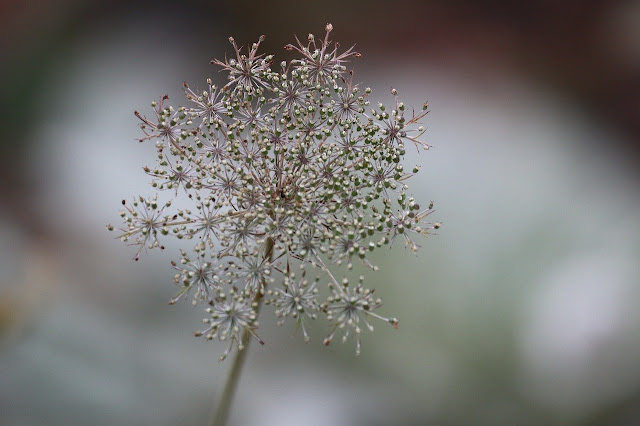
[{"xmin": 108, "ymin": 24, "xmax": 439, "ymax": 359}]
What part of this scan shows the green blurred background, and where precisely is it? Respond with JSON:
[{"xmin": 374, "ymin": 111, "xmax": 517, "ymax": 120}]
[{"xmin": 1, "ymin": 0, "xmax": 640, "ymax": 425}]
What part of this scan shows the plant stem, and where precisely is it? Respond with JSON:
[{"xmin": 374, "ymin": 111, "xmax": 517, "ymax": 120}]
[
  {"xmin": 210, "ymin": 324, "xmax": 254, "ymax": 426},
  {"xmin": 211, "ymin": 237, "xmax": 274, "ymax": 426}
]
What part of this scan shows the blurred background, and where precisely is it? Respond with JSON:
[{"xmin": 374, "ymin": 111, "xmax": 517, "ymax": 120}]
[{"xmin": 1, "ymin": 0, "xmax": 639, "ymax": 424}]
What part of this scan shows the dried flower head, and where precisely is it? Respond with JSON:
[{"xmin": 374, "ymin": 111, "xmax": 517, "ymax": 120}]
[{"xmin": 108, "ymin": 24, "xmax": 439, "ymax": 359}]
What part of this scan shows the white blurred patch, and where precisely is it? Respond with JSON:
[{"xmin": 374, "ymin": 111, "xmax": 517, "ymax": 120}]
[{"xmin": 517, "ymin": 248, "xmax": 640, "ymax": 414}]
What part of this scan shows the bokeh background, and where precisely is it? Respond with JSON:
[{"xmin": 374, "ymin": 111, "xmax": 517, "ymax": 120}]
[{"xmin": 1, "ymin": 1, "xmax": 640, "ymax": 425}]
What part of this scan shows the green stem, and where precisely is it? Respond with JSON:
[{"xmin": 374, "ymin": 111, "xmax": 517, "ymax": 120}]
[{"xmin": 211, "ymin": 237, "xmax": 274, "ymax": 426}]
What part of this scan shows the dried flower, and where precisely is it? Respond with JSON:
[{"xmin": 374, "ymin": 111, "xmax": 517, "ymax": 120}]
[
  {"xmin": 323, "ymin": 276, "xmax": 399, "ymax": 356},
  {"xmin": 195, "ymin": 289, "xmax": 262, "ymax": 361},
  {"xmin": 108, "ymin": 24, "xmax": 439, "ymax": 359},
  {"xmin": 268, "ymin": 271, "xmax": 319, "ymax": 342}
]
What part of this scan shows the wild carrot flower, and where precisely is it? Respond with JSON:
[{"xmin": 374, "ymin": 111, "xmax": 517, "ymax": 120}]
[
  {"xmin": 268, "ymin": 271, "xmax": 319, "ymax": 342},
  {"xmin": 195, "ymin": 289, "xmax": 263, "ymax": 361},
  {"xmin": 323, "ymin": 276, "xmax": 399, "ymax": 356},
  {"xmin": 108, "ymin": 24, "xmax": 439, "ymax": 359}
]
